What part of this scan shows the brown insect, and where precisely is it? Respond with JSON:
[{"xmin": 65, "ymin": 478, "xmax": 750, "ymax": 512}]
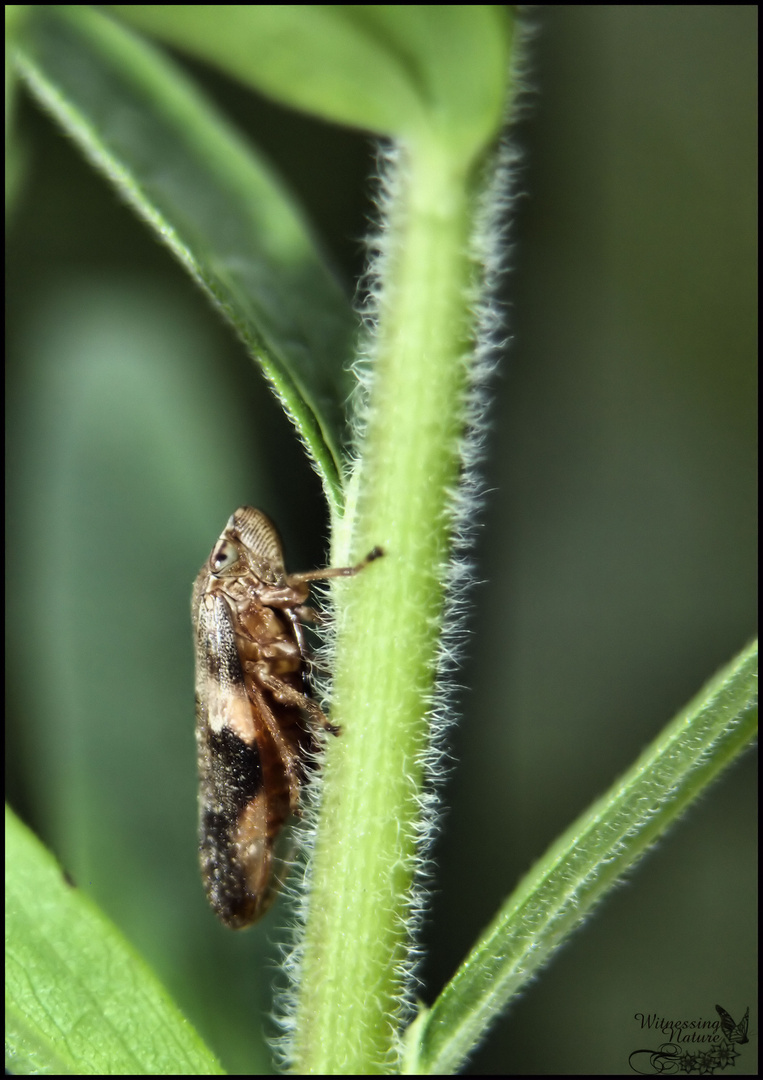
[{"xmin": 192, "ymin": 506, "xmax": 382, "ymax": 929}]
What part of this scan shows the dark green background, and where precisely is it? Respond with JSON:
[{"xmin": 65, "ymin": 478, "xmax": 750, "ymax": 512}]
[{"xmin": 7, "ymin": 7, "xmax": 756, "ymax": 1074}]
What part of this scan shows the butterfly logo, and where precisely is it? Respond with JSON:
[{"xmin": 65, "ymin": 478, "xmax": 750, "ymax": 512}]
[{"xmin": 715, "ymin": 1004, "xmax": 749, "ymax": 1045}]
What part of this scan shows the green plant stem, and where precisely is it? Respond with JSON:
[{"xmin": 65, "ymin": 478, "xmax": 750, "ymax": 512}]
[{"xmin": 292, "ymin": 141, "xmax": 482, "ymax": 1072}]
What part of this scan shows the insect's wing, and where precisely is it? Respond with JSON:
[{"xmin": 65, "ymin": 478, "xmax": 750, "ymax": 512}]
[
  {"xmin": 193, "ymin": 576, "xmax": 272, "ymax": 928},
  {"xmin": 715, "ymin": 1005, "xmax": 749, "ymax": 1044},
  {"xmin": 737, "ymin": 1007, "xmax": 750, "ymax": 1043},
  {"xmin": 716, "ymin": 1005, "xmax": 735, "ymax": 1039}
]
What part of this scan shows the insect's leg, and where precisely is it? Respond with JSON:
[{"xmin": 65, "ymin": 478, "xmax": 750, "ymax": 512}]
[
  {"xmin": 287, "ymin": 546, "xmax": 384, "ymax": 587},
  {"xmin": 286, "ymin": 605, "xmax": 331, "ymax": 676},
  {"xmin": 248, "ymin": 682, "xmax": 304, "ymax": 810},
  {"xmin": 294, "ymin": 604, "xmax": 321, "ymax": 624},
  {"xmin": 253, "ymin": 661, "xmax": 340, "ymax": 736}
]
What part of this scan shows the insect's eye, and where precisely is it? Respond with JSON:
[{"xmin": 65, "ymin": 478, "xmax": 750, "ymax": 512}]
[{"xmin": 211, "ymin": 540, "xmax": 239, "ymax": 575}]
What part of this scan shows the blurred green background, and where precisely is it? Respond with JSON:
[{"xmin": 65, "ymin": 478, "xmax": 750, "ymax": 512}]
[{"xmin": 7, "ymin": 7, "xmax": 756, "ymax": 1074}]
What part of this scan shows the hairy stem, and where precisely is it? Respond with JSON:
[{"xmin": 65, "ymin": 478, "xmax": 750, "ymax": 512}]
[{"xmin": 290, "ymin": 137, "xmax": 496, "ymax": 1072}]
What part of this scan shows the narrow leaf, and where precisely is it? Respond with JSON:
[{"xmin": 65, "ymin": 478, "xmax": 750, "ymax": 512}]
[
  {"xmin": 408, "ymin": 640, "xmax": 758, "ymax": 1074},
  {"xmin": 11, "ymin": 5, "xmax": 356, "ymax": 512}
]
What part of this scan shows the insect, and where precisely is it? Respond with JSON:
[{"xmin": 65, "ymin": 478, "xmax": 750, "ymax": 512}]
[
  {"xmin": 715, "ymin": 1005, "xmax": 749, "ymax": 1045},
  {"xmin": 192, "ymin": 506, "xmax": 382, "ymax": 929}
]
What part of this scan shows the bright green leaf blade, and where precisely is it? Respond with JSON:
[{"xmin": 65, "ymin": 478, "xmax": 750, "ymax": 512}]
[
  {"xmin": 5, "ymin": 806, "xmax": 224, "ymax": 1076},
  {"xmin": 11, "ymin": 4, "xmax": 355, "ymax": 513},
  {"xmin": 406, "ymin": 640, "xmax": 758, "ymax": 1074},
  {"xmin": 109, "ymin": 5, "xmax": 512, "ymax": 165}
]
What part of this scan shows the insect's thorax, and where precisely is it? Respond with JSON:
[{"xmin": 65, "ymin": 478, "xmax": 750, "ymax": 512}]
[{"xmin": 235, "ymin": 603, "xmax": 304, "ymax": 679}]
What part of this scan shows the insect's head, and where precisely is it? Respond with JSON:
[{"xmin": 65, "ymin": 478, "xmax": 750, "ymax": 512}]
[{"xmin": 208, "ymin": 506, "xmax": 287, "ymax": 586}]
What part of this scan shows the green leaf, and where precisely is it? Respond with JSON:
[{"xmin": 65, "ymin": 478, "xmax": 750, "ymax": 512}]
[
  {"xmin": 11, "ymin": 5, "xmax": 356, "ymax": 514},
  {"xmin": 109, "ymin": 5, "xmax": 512, "ymax": 164},
  {"xmin": 406, "ymin": 639, "xmax": 758, "ymax": 1074},
  {"xmin": 5, "ymin": 806, "xmax": 223, "ymax": 1075}
]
